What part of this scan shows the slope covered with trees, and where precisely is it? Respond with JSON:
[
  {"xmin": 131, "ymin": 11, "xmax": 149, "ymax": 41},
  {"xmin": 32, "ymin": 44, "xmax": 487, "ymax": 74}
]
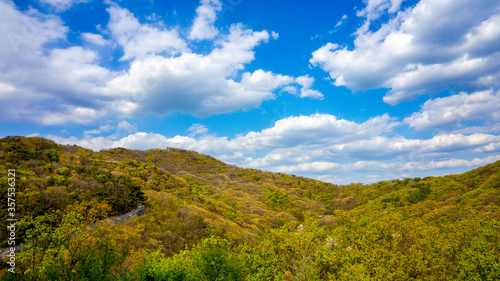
[{"xmin": 0, "ymin": 136, "xmax": 499, "ymax": 280}]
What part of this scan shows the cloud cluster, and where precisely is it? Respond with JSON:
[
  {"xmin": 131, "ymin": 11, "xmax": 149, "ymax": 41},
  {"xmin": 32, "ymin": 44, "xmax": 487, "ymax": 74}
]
[
  {"xmin": 404, "ymin": 90, "xmax": 500, "ymax": 131},
  {"xmin": 0, "ymin": 0, "xmax": 321, "ymax": 124},
  {"xmin": 48, "ymin": 112, "xmax": 500, "ymax": 184},
  {"xmin": 0, "ymin": 1, "xmax": 110, "ymax": 125},
  {"xmin": 311, "ymin": 0, "xmax": 500, "ymax": 104}
]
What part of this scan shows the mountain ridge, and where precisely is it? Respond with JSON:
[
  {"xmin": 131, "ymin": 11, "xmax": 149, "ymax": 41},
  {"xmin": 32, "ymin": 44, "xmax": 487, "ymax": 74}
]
[{"xmin": 1, "ymin": 136, "xmax": 499, "ymax": 280}]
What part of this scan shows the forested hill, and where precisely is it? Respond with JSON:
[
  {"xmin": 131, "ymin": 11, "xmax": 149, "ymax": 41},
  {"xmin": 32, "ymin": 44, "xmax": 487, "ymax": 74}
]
[{"xmin": 1, "ymin": 136, "xmax": 499, "ymax": 280}]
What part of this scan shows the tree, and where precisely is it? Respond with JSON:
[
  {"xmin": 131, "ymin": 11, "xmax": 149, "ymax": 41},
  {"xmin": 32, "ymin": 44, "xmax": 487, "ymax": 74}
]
[
  {"xmin": 138, "ymin": 237, "xmax": 242, "ymax": 281},
  {"xmin": 11, "ymin": 200, "xmax": 132, "ymax": 281}
]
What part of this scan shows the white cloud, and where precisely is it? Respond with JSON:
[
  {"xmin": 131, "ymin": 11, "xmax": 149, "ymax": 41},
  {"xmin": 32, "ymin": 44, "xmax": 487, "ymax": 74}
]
[
  {"xmin": 233, "ymin": 113, "xmax": 399, "ymax": 151},
  {"xmin": 295, "ymin": 75, "xmax": 324, "ymax": 99},
  {"xmin": 188, "ymin": 124, "xmax": 208, "ymax": 137},
  {"xmin": 84, "ymin": 121, "xmax": 134, "ymax": 136},
  {"xmin": 423, "ymin": 155, "xmax": 500, "ymax": 170},
  {"xmin": 39, "ymin": 0, "xmax": 89, "ymax": 12},
  {"xmin": 299, "ymin": 88, "xmax": 323, "ymax": 99},
  {"xmin": 335, "ymin": 14, "xmax": 348, "ymax": 28},
  {"xmin": 1, "ymin": 1, "xmax": 67, "ymax": 65},
  {"xmin": 240, "ymin": 70, "xmax": 294, "ymax": 91},
  {"xmin": 113, "ymin": 132, "xmax": 170, "ymax": 150},
  {"xmin": 273, "ymin": 154, "xmax": 500, "ymax": 180},
  {"xmin": 47, "ymin": 112, "xmax": 500, "ymax": 184},
  {"xmin": 103, "ymin": 55, "xmax": 277, "ymax": 118},
  {"xmin": 39, "ymin": 105, "xmax": 103, "ymax": 125},
  {"xmin": 0, "ymin": 2, "xmax": 112, "ymax": 125},
  {"xmin": 0, "ymin": 82, "xmax": 16, "ymax": 95},
  {"xmin": 450, "ymin": 124, "xmax": 500, "ymax": 135},
  {"xmin": 281, "ymin": 85, "xmax": 298, "ymax": 95},
  {"xmin": 49, "ymin": 135, "xmax": 115, "ymax": 150},
  {"xmin": 84, "ymin": 129, "xmax": 101, "ymax": 136},
  {"xmin": 209, "ymin": 23, "xmax": 271, "ymax": 69},
  {"xmin": 145, "ymin": 13, "xmax": 160, "ymax": 22},
  {"xmin": 81, "ymin": 33, "xmax": 110, "ymax": 46},
  {"xmin": 189, "ymin": 0, "xmax": 221, "ymax": 40},
  {"xmin": 324, "ymin": 134, "xmax": 500, "ymax": 158},
  {"xmin": 356, "ymin": 0, "xmax": 405, "ymax": 33},
  {"xmin": 106, "ymin": 4, "xmax": 188, "ymax": 61},
  {"xmin": 404, "ymin": 90, "xmax": 500, "ymax": 131},
  {"xmin": 47, "ymin": 113, "xmax": 400, "ymax": 153},
  {"xmin": 117, "ymin": 121, "xmax": 137, "ymax": 133},
  {"xmin": 311, "ymin": 0, "xmax": 500, "ymax": 104},
  {"xmin": 103, "ymin": 22, "xmax": 319, "ymax": 118},
  {"xmin": 473, "ymin": 142, "xmax": 500, "ymax": 153},
  {"xmin": 0, "ymin": 0, "xmax": 321, "ymax": 125},
  {"xmin": 275, "ymin": 161, "xmax": 341, "ymax": 173}
]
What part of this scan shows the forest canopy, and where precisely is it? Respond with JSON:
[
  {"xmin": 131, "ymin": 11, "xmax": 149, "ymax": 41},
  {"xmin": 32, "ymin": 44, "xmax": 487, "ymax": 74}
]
[{"xmin": 0, "ymin": 136, "xmax": 499, "ymax": 280}]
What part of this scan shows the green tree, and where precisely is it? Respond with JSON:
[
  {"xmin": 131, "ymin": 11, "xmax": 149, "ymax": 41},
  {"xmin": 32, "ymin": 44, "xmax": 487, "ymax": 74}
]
[
  {"xmin": 10, "ymin": 200, "xmax": 131, "ymax": 281},
  {"xmin": 188, "ymin": 237, "xmax": 242, "ymax": 281}
]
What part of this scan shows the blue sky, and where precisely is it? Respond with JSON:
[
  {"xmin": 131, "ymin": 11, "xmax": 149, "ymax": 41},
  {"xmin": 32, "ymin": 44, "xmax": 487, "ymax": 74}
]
[{"xmin": 1, "ymin": 0, "xmax": 500, "ymax": 184}]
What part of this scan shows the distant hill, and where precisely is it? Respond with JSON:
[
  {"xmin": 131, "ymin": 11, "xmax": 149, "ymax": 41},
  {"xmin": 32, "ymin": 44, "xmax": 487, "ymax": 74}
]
[{"xmin": 1, "ymin": 136, "xmax": 499, "ymax": 280}]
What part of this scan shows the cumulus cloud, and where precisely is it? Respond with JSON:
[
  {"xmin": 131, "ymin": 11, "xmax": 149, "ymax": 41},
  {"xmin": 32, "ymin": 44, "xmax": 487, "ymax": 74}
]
[
  {"xmin": 189, "ymin": 0, "xmax": 221, "ymax": 40},
  {"xmin": 117, "ymin": 121, "xmax": 137, "ymax": 133},
  {"xmin": 0, "ymin": 0, "xmax": 321, "ymax": 125},
  {"xmin": 47, "ymin": 113, "xmax": 399, "ymax": 152},
  {"xmin": 240, "ymin": 70, "xmax": 294, "ymax": 91},
  {"xmin": 274, "ymin": 155, "xmax": 500, "ymax": 177},
  {"xmin": 311, "ymin": 0, "xmax": 500, "ymax": 104},
  {"xmin": 106, "ymin": 4, "xmax": 188, "ymax": 61},
  {"xmin": 295, "ymin": 75, "xmax": 324, "ymax": 99},
  {"xmin": 102, "ymin": 29, "xmax": 276, "ymax": 117},
  {"xmin": 473, "ymin": 142, "xmax": 500, "ymax": 153},
  {"xmin": 404, "ymin": 90, "xmax": 500, "ymax": 131},
  {"xmin": 47, "ymin": 113, "xmax": 500, "ymax": 183},
  {"xmin": 423, "ymin": 155, "xmax": 500, "ymax": 170},
  {"xmin": 0, "ymin": 2, "xmax": 111, "ymax": 125},
  {"xmin": 356, "ymin": 0, "xmax": 405, "ymax": 33},
  {"xmin": 47, "ymin": 111, "xmax": 500, "ymax": 183},
  {"xmin": 1, "ymin": 1, "xmax": 67, "ymax": 66},
  {"xmin": 234, "ymin": 113, "xmax": 399, "ymax": 150},
  {"xmin": 103, "ymin": 21, "xmax": 321, "ymax": 118},
  {"xmin": 81, "ymin": 33, "xmax": 110, "ymax": 46}
]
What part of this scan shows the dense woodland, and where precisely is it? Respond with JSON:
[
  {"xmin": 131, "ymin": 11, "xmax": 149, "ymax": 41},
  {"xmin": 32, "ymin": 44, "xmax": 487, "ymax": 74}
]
[{"xmin": 0, "ymin": 136, "xmax": 499, "ymax": 280}]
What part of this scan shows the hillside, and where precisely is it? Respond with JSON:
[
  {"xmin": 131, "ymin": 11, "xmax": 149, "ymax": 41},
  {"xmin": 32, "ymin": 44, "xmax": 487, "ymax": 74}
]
[{"xmin": 1, "ymin": 136, "xmax": 499, "ymax": 280}]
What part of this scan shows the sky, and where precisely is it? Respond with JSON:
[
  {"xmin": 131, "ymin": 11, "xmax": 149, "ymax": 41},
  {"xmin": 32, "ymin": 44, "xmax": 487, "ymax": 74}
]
[{"xmin": 1, "ymin": 0, "xmax": 500, "ymax": 184}]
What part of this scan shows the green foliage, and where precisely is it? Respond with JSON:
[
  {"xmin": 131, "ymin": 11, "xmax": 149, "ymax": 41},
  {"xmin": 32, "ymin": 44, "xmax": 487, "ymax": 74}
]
[
  {"xmin": 239, "ymin": 243, "xmax": 285, "ymax": 281},
  {"xmin": 456, "ymin": 217, "xmax": 500, "ymax": 280},
  {"xmin": 261, "ymin": 187, "xmax": 294, "ymax": 211},
  {"xmin": 189, "ymin": 237, "xmax": 242, "ymax": 281},
  {"xmin": 9, "ymin": 200, "xmax": 132, "ymax": 281},
  {"xmin": 407, "ymin": 182, "xmax": 431, "ymax": 204},
  {"xmin": 1, "ymin": 137, "xmax": 500, "ymax": 280},
  {"xmin": 139, "ymin": 249, "xmax": 189, "ymax": 281},
  {"xmin": 138, "ymin": 237, "xmax": 242, "ymax": 281}
]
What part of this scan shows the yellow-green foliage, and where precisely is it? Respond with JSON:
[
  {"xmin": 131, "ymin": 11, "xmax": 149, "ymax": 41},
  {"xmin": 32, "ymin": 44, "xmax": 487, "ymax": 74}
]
[{"xmin": 1, "ymin": 136, "xmax": 500, "ymax": 280}]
